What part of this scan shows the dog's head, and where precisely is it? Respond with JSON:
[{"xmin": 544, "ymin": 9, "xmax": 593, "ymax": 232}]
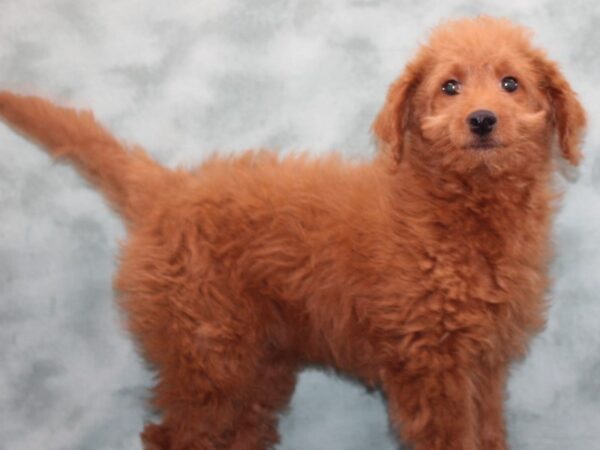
[{"xmin": 373, "ymin": 17, "xmax": 586, "ymax": 177}]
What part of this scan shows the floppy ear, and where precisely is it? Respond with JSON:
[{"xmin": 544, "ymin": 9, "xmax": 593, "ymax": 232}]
[
  {"xmin": 372, "ymin": 57, "xmax": 424, "ymax": 162},
  {"xmin": 532, "ymin": 51, "xmax": 587, "ymax": 165}
]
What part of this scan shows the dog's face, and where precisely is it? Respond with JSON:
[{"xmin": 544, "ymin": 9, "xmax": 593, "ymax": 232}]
[{"xmin": 373, "ymin": 17, "xmax": 586, "ymax": 177}]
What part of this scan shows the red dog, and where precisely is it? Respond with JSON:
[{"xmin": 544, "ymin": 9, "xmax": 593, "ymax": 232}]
[{"xmin": 0, "ymin": 16, "xmax": 585, "ymax": 450}]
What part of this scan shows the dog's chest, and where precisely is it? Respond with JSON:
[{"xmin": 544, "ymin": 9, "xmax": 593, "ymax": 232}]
[
  {"xmin": 412, "ymin": 231, "xmax": 548, "ymax": 353},
  {"xmin": 425, "ymin": 244, "xmax": 501, "ymax": 303}
]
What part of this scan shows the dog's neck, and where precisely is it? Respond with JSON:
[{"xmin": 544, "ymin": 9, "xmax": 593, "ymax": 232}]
[{"xmin": 386, "ymin": 154, "xmax": 555, "ymax": 250}]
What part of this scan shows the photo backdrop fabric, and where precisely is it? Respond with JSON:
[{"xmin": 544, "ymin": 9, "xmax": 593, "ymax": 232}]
[{"xmin": 0, "ymin": 1, "xmax": 599, "ymax": 449}]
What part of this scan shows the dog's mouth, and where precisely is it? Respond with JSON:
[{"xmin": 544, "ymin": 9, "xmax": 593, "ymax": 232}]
[{"xmin": 463, "ymin": 139, "xmax": 506, "ymax": 151}]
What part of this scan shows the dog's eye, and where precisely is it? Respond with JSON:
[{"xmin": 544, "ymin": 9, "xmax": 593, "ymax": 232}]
[
  {"xmin": 441, "ymin": 79, "xmax": 460, "ymax": 96},
  {"xmin": 501, "ymin": 76, "xmax": 519, "ymax": 93}
]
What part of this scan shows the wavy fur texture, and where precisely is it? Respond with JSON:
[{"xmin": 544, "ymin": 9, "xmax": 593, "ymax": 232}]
[{"xmin": 0, "ymin": 16, "xmax": 586, "ymax": 450}]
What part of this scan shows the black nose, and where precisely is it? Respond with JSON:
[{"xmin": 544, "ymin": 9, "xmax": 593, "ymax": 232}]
[{"xmin": 467, "ymin": 110, "xmax": 497, "ymax": 136}]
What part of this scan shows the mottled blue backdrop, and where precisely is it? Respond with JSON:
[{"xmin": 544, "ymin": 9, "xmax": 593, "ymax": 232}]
[{"xmin": 0, "ymin": 1, "xmax": 599, "ymax": 449}]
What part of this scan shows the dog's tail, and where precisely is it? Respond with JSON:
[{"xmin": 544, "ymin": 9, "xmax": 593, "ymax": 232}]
[{"xmin": 0, "ymin": 91, "xmax": 171, "ymax": 224}]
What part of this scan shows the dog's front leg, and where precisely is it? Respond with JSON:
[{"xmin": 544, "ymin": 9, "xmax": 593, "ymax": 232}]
[
  {"xmin": 382, "ymin": 358, "xmax": 478, "ymax": 450},
  {"xmin": 475, "ymin": 362, "xmax": 509, "ymax": 450}
]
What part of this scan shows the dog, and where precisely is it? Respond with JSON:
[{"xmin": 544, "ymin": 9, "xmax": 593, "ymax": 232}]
[{"xmin": 0, "ymin": 16, "xmax": 586, "ymax": 450}]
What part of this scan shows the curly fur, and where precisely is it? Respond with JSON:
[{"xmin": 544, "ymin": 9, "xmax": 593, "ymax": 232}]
[{"xmin": 0, "ymin": 16, "xmax": 586, "ymax": 450}]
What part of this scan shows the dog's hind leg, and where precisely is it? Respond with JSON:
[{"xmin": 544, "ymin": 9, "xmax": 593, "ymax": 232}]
[
  {"xmin": 141, "ymin": 351, "xmax": 296, "ymax": 450},
  {"xmin": 127, "ymin": 276, "xmax": 293, "ymax": 450},
  {"xmin": 227, "ymin": 359, "xmax": 298, "ymax": 450},
  {"xmin": 138, "ymin": 316, "xmax": 269, "ymax": 450}
]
